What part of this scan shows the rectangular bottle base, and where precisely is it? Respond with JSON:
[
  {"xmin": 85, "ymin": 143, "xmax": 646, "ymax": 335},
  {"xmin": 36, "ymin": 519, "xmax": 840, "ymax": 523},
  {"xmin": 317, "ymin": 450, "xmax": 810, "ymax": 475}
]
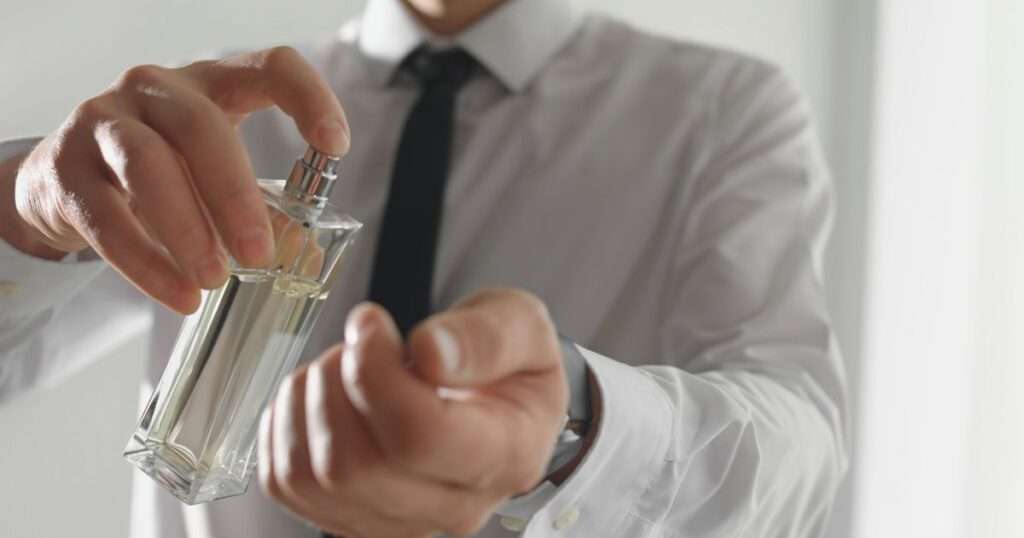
[{"xmin": 124, "ymin": 435, "xmax": 251, "ymax": 505}]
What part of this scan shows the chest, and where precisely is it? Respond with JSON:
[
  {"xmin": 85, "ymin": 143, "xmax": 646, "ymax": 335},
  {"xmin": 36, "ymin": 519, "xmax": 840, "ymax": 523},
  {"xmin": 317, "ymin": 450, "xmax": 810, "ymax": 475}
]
[{"xmin": 241, "ymin": 76, "xmax": 711, "ymax": 360}]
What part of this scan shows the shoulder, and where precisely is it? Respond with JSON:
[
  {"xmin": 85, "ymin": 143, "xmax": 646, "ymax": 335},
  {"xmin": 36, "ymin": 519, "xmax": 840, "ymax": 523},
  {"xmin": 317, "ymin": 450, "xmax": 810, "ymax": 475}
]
[{"xmin": 562, "ymin": 15, "xmax": 804, "ymax": 117}]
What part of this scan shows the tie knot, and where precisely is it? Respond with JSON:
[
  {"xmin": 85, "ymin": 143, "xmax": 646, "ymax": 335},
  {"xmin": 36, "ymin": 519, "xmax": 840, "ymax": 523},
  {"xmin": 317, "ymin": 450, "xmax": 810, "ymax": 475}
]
[{"xmin": 403, "ymin": 46, "xmax": 477, "ymax": 90}]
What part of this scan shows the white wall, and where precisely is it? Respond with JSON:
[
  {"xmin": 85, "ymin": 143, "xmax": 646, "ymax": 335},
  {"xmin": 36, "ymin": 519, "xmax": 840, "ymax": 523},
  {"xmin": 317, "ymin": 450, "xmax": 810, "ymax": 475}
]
[
  {"xmin": 0, "ymin": 338, "xmax": 145, "ymax": 538},
  {"xmin": 0, "ymin": 1, "xmax": 866, "ymax": 537},
  {"xmin": 854, "ymin": 1, "xmax": 1024, "ymax": 537}
]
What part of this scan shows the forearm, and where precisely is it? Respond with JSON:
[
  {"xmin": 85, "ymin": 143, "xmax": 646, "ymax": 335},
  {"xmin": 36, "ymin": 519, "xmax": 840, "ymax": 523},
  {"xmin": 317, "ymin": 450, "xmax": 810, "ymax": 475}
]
[
  {"xmin": 0, "ymin": 149, "xmax": 66, "ymax": 261},
  {"xmin": 529, "ymin": 347, "xmax": 846, "ymax": 537},
  {"xmin": 0, "ymin": 267, "xmax": 151, "ymax": 405},
  {"xmin": 0, "ymin": 140, "xmax": 122, "ymax": 404},
  {"xmin": 643, "ymin": 360, "xmax": 847, "ymax": 535}
]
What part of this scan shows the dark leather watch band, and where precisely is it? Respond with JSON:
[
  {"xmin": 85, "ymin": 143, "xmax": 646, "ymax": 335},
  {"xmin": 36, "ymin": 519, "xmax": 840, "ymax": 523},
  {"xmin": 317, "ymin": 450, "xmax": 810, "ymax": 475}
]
[{"xmin": 559, "ymin": 334, "xmax": 592, "ymax": 429}]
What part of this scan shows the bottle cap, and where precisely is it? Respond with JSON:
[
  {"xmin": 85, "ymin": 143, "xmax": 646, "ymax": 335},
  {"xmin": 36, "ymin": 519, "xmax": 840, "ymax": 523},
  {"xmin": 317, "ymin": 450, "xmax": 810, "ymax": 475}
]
[{"xmin": 284, "ymin": 146, "xmax": 341, "ymax": 208}]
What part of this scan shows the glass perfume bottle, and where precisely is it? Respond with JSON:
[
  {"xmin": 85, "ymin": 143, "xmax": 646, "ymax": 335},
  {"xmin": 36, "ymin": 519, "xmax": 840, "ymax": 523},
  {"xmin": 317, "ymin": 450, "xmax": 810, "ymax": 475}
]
[{"xmin": 124, "ymin": 146, "xmax": 362, "ymax": 505}]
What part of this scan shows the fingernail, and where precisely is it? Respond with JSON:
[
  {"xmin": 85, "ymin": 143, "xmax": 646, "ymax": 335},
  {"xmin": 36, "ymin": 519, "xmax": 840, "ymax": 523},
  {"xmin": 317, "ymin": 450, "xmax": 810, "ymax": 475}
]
[
  {"xmin": 431, "ymin": 326, "xmax": 460, "ymax": 376},
  {"xmin": 317, "ymin": 118, "xmax": 350, "ymax": 155},
  {"xmin": 194, "ymin": 255, "xmax": 227, "ymax": 289},
  {"xmin": 236, "ymin": 230, "xmax": 272, "ymax": 267}
]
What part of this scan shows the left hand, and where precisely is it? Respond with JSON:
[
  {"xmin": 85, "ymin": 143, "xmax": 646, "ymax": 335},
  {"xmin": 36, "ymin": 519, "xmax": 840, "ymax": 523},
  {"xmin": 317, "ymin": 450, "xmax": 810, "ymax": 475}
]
[{"xmin": 258, "ymin": 289, "xmax": 569, "ymax": 537}]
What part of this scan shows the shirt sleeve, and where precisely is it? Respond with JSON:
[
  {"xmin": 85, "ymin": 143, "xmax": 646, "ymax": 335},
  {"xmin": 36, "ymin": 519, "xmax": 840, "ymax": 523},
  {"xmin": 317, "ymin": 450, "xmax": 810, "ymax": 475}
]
[
  {"xmin": 500, "ymin": 61, "xmax": 848, "ymax": 537},
  {"xmin": 0, "ymin": 137, "xmax": 151, "ymax": 404}
]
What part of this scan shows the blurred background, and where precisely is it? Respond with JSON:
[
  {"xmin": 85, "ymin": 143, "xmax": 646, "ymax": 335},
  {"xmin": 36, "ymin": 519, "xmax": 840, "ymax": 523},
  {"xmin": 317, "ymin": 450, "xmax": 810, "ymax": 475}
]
[{"xmin": 0, "ymin": 0, "xmax": 1020, "ymax": 536}]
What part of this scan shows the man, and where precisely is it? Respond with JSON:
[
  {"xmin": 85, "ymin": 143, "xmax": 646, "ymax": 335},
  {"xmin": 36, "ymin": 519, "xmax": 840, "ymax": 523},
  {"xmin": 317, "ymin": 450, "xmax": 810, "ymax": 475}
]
[{"xmin": 0, "ymin": 0, "xmax": 848, "ymax": 536}]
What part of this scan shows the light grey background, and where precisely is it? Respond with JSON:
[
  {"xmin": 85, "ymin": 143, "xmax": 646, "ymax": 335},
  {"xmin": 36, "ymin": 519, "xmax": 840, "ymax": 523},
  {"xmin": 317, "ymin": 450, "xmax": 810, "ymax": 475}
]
[{"xmin": 0, "ymin": 1, "xmax": 873, "ymax": 537}]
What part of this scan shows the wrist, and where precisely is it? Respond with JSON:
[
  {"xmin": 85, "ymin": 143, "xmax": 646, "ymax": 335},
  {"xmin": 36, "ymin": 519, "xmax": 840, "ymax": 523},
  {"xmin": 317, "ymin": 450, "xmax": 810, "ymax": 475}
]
[
  {"xmin": 0, "ymin": 153, "xmax": 67, "ymax": 261},
  {"xmin": 545, "ymin": 367, "xmax": 601, "ymax": 485},
  {"xmin": 542, "ymin": 336, "xmax": 599, "ymax": 486}
]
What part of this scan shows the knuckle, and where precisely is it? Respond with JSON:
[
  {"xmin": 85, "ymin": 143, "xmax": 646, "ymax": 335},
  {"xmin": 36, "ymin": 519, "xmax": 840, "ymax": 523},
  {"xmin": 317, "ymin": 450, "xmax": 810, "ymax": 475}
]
[
  {"xmin": 506, "ymin": 288, "xmax": 550, "ymax": 324},
  {"xmin": 180, "ymin": 59, "xmax": 214, "ymax": 77},
  {"xmin": 496, "ymin": 289, "xmax": 559, "ymax": 359},
  {"xmin": 457, "ymin": 309, "xmax": 500, "ymax": 360},
  {"xmin": 70, "ymin": 96, "xmax": 113, "ymax": 126},
  {"xmin": 262, "ymin": 45, "xmax": 301, "ymax": 71},
  {"xmin": 474, "ymin": 287, "xmax": 548, "ymax": 321},
  {"xmin": 116, "ymin": 64, "xmax": 167, "ymax": 90},
  {"xmin": 94, "ymin": 116, "xmax": 134, "ymax": 144}
]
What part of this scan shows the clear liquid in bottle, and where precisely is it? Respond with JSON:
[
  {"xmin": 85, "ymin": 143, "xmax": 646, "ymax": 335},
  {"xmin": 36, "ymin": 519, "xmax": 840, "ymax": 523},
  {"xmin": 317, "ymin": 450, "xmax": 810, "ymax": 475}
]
[{"xmin": 124, "ymin": 149, "xmax": 361, "ymax": 504}]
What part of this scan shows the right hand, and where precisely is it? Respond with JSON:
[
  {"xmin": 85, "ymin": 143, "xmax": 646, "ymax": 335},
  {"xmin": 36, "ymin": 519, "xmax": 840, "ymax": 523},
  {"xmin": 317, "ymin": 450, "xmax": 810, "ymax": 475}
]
[{"xmin": 3, "ymin": 46, "xmax": 350, "ymax": 314}]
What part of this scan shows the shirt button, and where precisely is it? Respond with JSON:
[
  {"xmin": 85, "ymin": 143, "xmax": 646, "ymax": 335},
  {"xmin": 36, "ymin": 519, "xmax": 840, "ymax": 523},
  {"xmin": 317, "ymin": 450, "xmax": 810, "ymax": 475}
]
[
  {"xmin": 0, "ymin": 280, "xmax": 18, "ymax": 297},
  {"xmin": 553, "ymin": 507, "xmax": 580, "ymax": 530},
  {"xmin": 499, "ymin": 516, "xmax": 527, "ymax": 532}
]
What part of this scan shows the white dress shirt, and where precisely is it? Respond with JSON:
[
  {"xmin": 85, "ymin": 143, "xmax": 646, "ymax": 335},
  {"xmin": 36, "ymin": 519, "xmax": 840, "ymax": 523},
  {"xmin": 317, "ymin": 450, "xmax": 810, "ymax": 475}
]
[{"xmin": 0, "ymin": 0, "xmax": 848, "ymax": 536}]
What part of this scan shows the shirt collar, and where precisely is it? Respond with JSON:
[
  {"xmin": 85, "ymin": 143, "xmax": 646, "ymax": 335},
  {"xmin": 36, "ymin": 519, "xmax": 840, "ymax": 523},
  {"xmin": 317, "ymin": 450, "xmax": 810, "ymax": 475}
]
[{"xmin": 356, "ymin": 0, "xmax": 583, "ymax": 92}]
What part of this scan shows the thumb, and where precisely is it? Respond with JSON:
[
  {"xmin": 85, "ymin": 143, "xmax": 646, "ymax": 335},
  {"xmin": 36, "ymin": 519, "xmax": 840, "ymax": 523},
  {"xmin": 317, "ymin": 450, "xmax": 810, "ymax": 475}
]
[{"xmin": 407, "ymin": 289, "xmax": 561, "ymax": 387}]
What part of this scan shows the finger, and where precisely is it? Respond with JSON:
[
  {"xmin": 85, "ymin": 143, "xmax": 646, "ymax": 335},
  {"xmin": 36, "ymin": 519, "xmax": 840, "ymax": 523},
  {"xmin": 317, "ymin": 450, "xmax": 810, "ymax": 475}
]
[
  {"xmin": 94, "ymin": 117, "xmax": 228, "ymax": 289},
  {"xmin": 305, "ymin": 344, "xmax": 377, "ymax": 486},
  {"xmin": 307, "ymin": 343, "xmax": 421, "ymax": 520},
  {"xmin": 112, "ymin": 64, "xmax": 273, "ymax": 268},
  {"xmin": 306, "ymin": 344, "xmax": 420, "ymax": 528},
  {"xmin": 308, "ymin": 344, "xmax": 501, "ymax": 535},
  {"xmin": 68, "ymin": 170, "xmax": 199, "ymax": 313},
  {"xmin": 260, "ymin": 389, "xmax": 325, "ymax": 529},
  {"xmin": 408, "ymin": 288, "xmax": 562, "ymax": 387},
  {"xmin": 257, "ymin": 401, "xmax": 281, "ymax": 500},
  {"xmin": 271, "ymin": 367, "xmax": 321, "ymax": 509},
  {"xmin": 266, "ymin": 367, "xmax": 359, "ymax": 533},
  {"xmin": 182, "ymin": 46, "xmax": 350, "ymax": 155},
  {"xmin": 342, "ymin": 303, "xmax": 516, "ymax": 489}
]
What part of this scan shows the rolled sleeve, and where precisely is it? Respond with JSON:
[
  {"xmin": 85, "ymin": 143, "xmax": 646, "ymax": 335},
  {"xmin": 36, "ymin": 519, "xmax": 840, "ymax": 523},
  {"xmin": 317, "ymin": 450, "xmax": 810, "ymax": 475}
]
[
  {"xmin": 0, "ymin": 137, "xmax": 112, "ymax": 402},
  {"xmin": 0, "ymin": 137, "xmax": 107, "ymax": 322},
  {"xmin": 0, "ymin": 238, "xmax": 107, "ymax": 323}
]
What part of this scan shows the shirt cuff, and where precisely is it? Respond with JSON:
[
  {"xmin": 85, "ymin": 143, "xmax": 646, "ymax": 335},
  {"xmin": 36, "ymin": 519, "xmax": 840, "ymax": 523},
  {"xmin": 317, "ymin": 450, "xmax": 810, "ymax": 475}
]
[
  {"xmin": 0, "ymin": 137, "xmax": 107, "ymax": 321},
  {"xmin": 494, "ymin": 346, "xmax": 672, "ymax": 536}
]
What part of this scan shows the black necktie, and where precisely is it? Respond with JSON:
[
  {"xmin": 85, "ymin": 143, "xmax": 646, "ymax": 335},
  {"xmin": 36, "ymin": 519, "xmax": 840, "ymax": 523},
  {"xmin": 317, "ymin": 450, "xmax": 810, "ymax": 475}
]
[
  {"xmin": 320, "ymin": 48, "xmax": 474, "ymax": 537},
  {"xmin": 367, "ymin": 46, "xmax": 478, "ymax": 336}
]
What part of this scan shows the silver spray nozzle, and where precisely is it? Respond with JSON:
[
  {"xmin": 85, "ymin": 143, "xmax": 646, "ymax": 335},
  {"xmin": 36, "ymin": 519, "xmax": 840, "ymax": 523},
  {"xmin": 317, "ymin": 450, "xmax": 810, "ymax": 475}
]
[{"xmin": 284, "ymin": 146, "xmax": 341, "ymax": 208}]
